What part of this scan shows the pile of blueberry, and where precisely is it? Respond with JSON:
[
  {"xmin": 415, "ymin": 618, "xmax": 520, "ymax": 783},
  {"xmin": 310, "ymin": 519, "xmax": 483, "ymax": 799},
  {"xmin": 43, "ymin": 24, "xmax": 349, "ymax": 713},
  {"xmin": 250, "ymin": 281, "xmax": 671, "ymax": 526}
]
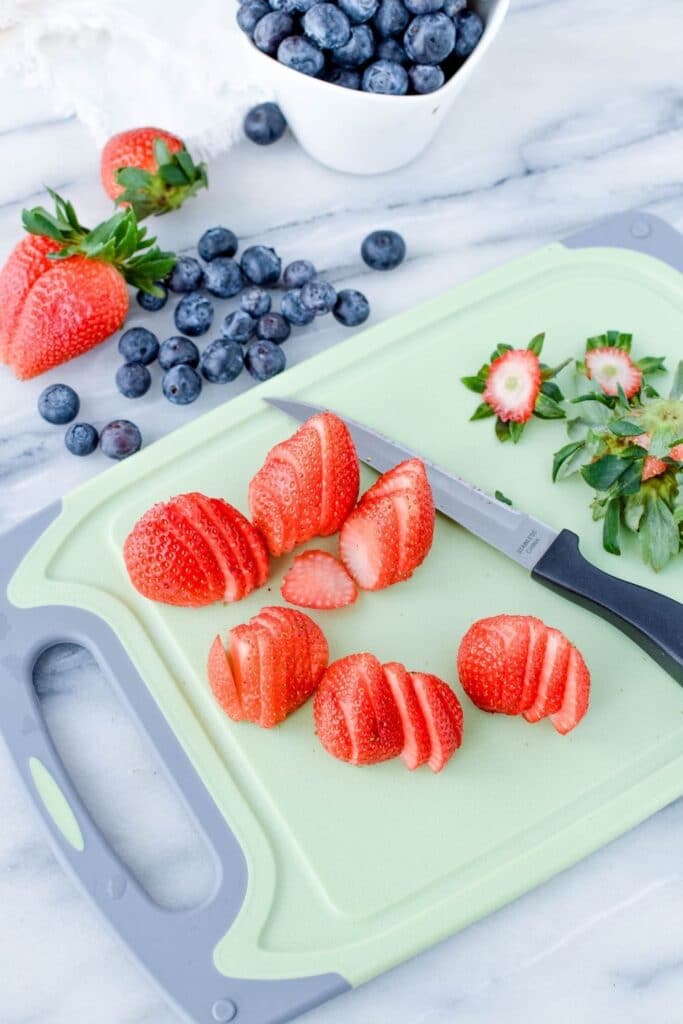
[
  {"xmin": 237, "ymin": 0, "xmax": 484, "ymax": 96},
  {"xmin": 41, "ymin": 225, "xmax": 405, "ymax": 459}
]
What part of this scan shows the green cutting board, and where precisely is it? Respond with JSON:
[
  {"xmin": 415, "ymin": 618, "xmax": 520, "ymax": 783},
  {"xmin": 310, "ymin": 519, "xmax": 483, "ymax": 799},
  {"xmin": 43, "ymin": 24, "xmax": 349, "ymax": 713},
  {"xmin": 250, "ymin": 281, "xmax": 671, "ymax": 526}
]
[{"xmin": 3, "ymin": 214, "xmax": 683, "ymax": 1024}]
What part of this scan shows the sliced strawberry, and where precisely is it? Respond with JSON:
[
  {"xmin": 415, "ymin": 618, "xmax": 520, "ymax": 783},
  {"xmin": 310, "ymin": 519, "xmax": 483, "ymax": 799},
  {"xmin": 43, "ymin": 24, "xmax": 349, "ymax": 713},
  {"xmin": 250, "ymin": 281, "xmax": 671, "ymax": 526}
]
[
  {"xmin": 207, "ymin": 636, "xmax": 244, "ymax": 721},
  {"xmin": 208, "ymin": 496, "xmax": 269, "ymax": 588},
  {"xmin": 313, "ymin": 679, "xmax": 353, "ymax": 763},
  {"xmin": 258, "ymin": 606, "xmax": 327, "ymax": 714},
  {"xmin": 550, "ymin": 645, "xmax": 591, "ymax": 735},
  {"xmin": 174, "ymin": 493, "xmax": 246, "ymax": 602},
  {"xmin": 523, "ymin": 627, "xmax": 571, "ymax": 722},
  {"xmin": 276, "ymin": 427, "xmax": 324, "ymax": 540},
  {"xmin": 281, "ymin": 550, "xmax": 358, "ymax": 609},
  {"xmin": 362, "ymin": 657, "xmax": 404, "ymax": 762},
  {"xmin": 340, "ymin": 495, "xmax": 400, "ymax": 590},
  {"xmin": 248, "ymin": 474, "xmax": 288, "ymax": 557},
  {"xmin": 382, "ymin": 662, "xmax": 430, "ymax": 770},
  {"xmin": 307, "ymin": 412, "xmax": 360, "ymax": 536},
  {"xmin": 642, "ymin": 455, "xmax": 669, "ymax": 481},
  {"xmin": 457, "ymin": 615, "xmax": 531, "ymax": 715},
  {"xmin": 230, "ymin": 623, "xmax": 262, "ymax": 725},
  {"xmin": 585, "ymin": 346, "xmax": 642, "ymax": 399},
  {"xmin": 483, "ymin": 349, "xmax": 541, "ymax": 424},
  {"xmin": 300, "ymin": 611, "xmax": 330, "ymax": 689},
  {"xmin": 412, "ymin": 672, "xmax": 463, "ymax": 773},
  {"xmin": 520, "ymin": 616, "xmax": 548, "ymax": 712},
  {"xmin": 254, "ymin": 618, "xmax": 288, "ymax": 729}
]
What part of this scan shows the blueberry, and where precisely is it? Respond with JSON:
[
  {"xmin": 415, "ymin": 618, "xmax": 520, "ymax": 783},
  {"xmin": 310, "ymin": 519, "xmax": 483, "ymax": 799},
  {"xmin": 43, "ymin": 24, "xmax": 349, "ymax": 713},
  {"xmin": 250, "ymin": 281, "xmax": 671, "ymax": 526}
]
[
  {"xmin": 241, "ymin": 287, "xmax": 272, "ymax": 317},
  {"xmin": 443, "ymin": 0, "xmax": 465, "ymax": 15},
  {"xmin": 333, "ymin": 288, "xmax": 370, "ymax": 326},
  {"xmin": 158, "ymin": 336, "xmax": 200, "ymax": 370},
  {"xmin": 237, "ymin": 0, "xmax": 270, "ymax": 34},
  {"xmin": 337, "ymin": 0, "xmax": 379, "ymax": 23},
  {"xmin": 270, "ymin": 0, "xmax": 298, "ymax": 9},
  {"xmin": 332, "ymin": 24, "xmax": 375, "ymax": 67},
  {"xmin": 241, "ymin": 245, "xmax": 281, "ymax": 285},
  {"xmin": 174, "ymin": 292, "xmax": 214, "ymax": 337},
  {"xmin": 167, "ymin": 255, "xmax": 204, "ymax": 293},
  {"xmin": 136, "ymin": 283, "xmax": 168, "ymax": 311},
  {"xmin": 405, "ymin": 0, "xmax": 443, "ymax": 11},
  {"xmin": 200, "ymin": 340, "xmax": 245, "ymax": 383},
  {"xmin": 454, "ymin": 9, "xmax": 484, "ymax": 55},
  {"xmin": 301, "ymin": 279, "xmax": 337, "ymax": 314},
  {"xmin": 100, "ymin": 419, "xmax": 142, "ymax": 460},
  {"xmin": 278, "ymin": 35, "xmax": 325, "ymax": 75},
  {"xmin": 198, "ymin": 226, "xmax": 238, "ymax": 261},
  {"xmin": 303, "ymin": 3, "xmax": 352, "ymax": 48},
  {"xmin": 257, "ymin": 312, "xmax": 291, "ymax": 343},
  {"xmin": 202, "ymin": 257, "xmax": 244, "ymax": 298},
  {"xmin": 362, "ymin": 59, "xmax": 409, "ymax": 94},
  {"xmin": 254, "ymin": 11, "xmax": 295, "ymax": 54},
  {"xmin": 408, "ymin": 62, "xmax": 444, "ymax": 92},
  {"xmin": 377, "ymin": 37, "xmax": 408, "ymax": 63},
  {"xmin": 281, "ymin": 289, "xmax": 316, "ymax": 325},
  {"xmin": 404, "ymin": 12, "xmax": 455, "ymax": 64},
  {"xmin": 361, "ymin": 229, "xmax": 406, "ymax": 270},
  {"xmin": 325, "ymin": 67, "xmax": 361, "ymax": 88},
  {"xmin": 118, "ymin": 326, "xmax": 159, "ymax": 365},
  {"xmin": 221, "ymin": 309, "xmax": 257, "ymax": 343},
  {"xmin": 116, "ymin": 361, "xmax": 151, "ymax": 399},
  {"xmin": 244, "ymin": 102, "xmax": 288, "ymax": 145},
  {"xmin": 373, "ymin": 0, "xmax": 410, "ymax": 37},
  {"xmin": 291, "ymin": 0, "xmax": 318, "ymax": 8},
  {"xmin": 38, "ymin": 383, "xmax": 79, "ymax": 425},
  {"xmin": 245, "ymin": 339, "xmax": 287, "ymax": 382},
  {"xmin": 283, "ymin": 259, "xmax": 317, "ymax": 289},
  {"xmin": 162, "ymin": 364, "xmax": 203, "ymax": 405},
  {"xmin": 64, "ymin": 422, "xmax": 99, "ymax": 457}
]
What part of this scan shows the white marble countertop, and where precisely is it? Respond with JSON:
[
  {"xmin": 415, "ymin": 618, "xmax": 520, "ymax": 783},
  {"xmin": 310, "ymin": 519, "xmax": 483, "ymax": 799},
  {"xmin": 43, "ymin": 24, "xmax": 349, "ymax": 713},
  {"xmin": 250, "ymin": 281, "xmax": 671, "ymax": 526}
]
[{"xmin": 2, "ymin": 1, "xmax": 683, "ymax": 1021}]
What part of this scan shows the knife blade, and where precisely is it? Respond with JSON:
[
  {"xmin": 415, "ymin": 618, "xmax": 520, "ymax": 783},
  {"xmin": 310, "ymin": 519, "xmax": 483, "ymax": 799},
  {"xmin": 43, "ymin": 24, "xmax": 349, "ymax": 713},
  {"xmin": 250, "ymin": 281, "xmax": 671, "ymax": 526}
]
[{"xmin": 265, "ymin": 396, "xmax": 683, "ymax": 686}]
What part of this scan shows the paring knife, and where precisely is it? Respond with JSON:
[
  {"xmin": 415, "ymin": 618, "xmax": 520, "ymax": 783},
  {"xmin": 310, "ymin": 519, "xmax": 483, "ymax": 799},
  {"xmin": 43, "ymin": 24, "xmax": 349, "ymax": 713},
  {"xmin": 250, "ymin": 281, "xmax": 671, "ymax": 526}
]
[{"xmin": 265, "ymin": 397, "xmax": 683, "ymax": 686}]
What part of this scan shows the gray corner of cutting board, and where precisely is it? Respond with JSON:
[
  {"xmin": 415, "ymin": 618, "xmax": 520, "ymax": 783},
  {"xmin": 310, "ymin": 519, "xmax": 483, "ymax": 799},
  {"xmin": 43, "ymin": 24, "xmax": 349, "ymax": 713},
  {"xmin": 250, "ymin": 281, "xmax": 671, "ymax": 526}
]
[{"xmin": 561, "ymin": 208, "xmax": 683, "ymax": 274}]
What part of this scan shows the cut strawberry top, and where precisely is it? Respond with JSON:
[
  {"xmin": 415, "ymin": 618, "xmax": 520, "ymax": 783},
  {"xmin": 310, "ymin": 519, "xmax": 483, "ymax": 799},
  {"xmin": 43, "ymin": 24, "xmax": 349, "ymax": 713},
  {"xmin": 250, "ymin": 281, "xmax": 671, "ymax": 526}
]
[
  {"xmin": 483, "ymin": 349, "xmax": 542, "ymax": 424},
  {"xmin": 585, "ymin": 346, "xmax": 642, "ymax": 399}
]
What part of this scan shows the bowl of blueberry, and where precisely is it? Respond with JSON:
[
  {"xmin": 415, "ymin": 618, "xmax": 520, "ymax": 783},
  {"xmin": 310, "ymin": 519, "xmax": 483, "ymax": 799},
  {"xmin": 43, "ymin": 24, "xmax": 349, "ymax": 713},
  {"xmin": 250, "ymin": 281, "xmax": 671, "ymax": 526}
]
[{"xmin": 237, "ymin": 0, "xmax": 508, "ymax": 174}]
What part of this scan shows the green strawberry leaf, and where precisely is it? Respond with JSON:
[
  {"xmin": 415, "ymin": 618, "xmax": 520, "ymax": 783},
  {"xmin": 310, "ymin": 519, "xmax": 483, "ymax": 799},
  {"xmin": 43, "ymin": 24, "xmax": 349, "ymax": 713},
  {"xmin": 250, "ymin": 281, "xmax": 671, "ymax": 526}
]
[
  {"xmin": 470, "ymin": 402, "xmax": 495, "ymax": 421},
  {"xmin": 509, "ymin": 421, "xmax": 525, "ymax": 444},
  {"xmin": 581, "ymin": 454, "xmax": 628, "ymax": 490},
  {"xmin": 635, "ymin": 355, "xmax": 667, "ymax": 375},
  {"xmin": 552, "ymin": 440, "xmax": 586, "ymax": 481},
  {"xmin": 534, "ymin": 392, "xmax": 566, "ymax": 420},
  {"xmin": 489, "ymin": 343, "xmax": 513, "ymax": 362},
  {"xmin": 540, "ymin": 381, "xmax": 564, "ymax": 403},
  {"xmin": 495, "ymin": 418, "xmax": 511, "ymax": 442},
  {"xmin": 613, "ymin": 460, "xmax": 644, "ymax": 496},
  {"xmin": 115, "ymin": 139, "xmax": 208, "ymax": 220},
  {"xmin": 526, "ymin": 332, "xmax": 545, "ymax": 356},
  {"xmin": 602, "ymin": 498, "xmax": 621, "ymax": 555},
  {"xmin": 639, "ymin": 493, "xmax": 680, "ymax": 571},
  {"xmin": 624, "ymin": 491, "xmax": 646, "ymax": 532},
  {"xmin": 461, "ymin": 375, "xmax": 486, "ymax": 394},
  {"xmin": 609, "ymin": 420, "xmax": 643, "ymax": 436},
  {"xmin": 670, "ymin": 361, "xmax": 683, "ymax": 401},
  {"xmin": 495, "ymin": 489, "xmax": 513, "ymax": 506}
]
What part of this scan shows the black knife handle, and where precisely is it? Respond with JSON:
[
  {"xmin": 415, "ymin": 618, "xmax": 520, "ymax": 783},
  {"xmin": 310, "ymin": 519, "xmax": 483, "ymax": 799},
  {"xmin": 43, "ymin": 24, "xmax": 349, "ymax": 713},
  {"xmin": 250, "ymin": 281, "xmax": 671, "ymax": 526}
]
[{"xmin": 531, "ymin": 530, "xmax": 683, "ymax": 686}]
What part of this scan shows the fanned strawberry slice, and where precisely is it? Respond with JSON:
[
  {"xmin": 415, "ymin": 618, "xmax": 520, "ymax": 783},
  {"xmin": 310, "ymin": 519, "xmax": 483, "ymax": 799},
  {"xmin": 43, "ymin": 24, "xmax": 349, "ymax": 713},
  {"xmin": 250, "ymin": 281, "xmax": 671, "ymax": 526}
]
[
  {"xmin": 262, "ymin": 458, "xmax": 300, "ymax": 555},
  {"xmin": 550, "ymin": 646, "xmax": 591, "ymax": 735},
  {"xmin": 362, "ymin": 658, "xmax": 404, "ymax": 762},
  {"xmin": 523, "ymin": 627, "xmax": 571, "ymax": 722},
  {"xmin": 340, "ymin": 459, "xmax": 434, "ymax": 591},
  {"xmin": 382, "ymin": 662, "xmax": 431, "ymax": 770},
  {"xmin": 309, "ymin": 413, "xmax": 360, "ymax": 536},
  {"xmin": 585, "ymin": 346, "xmax": 642, "ymax": 399},
  {"xmin": 520, "ymin": 616, "xmax": 548, "ymax": 712},
  {"xmin": 276, "ymin": 429, "xmax": 323, "ymax": 541},
  {"xmin": 412, "ymin": 672, "xmax": 464, "ymax": 773},
  {"xmin": 230, "ymin": 623, "xmax": 262, "ymax": 725},
  {"xmin": 248, "ymin": 477, "xmax": 287, "ymax": 557},
  {"xmin": 281, "ymin": 550, "xmax": 358, "ymax": 609},
  {"xmin": 483, "ymin": 349, "xmax": 541, "ymax": 424},
  {"xmin": 255, "ymin": 618, "xmax": 288, "ymax": 728},
  {"xmin": 207, "ymin": 636, "xmax": 244, "ymax": 721},
  {"xmin": 174, "ymin": 493, "xmax": 246, "ymax": 602}
]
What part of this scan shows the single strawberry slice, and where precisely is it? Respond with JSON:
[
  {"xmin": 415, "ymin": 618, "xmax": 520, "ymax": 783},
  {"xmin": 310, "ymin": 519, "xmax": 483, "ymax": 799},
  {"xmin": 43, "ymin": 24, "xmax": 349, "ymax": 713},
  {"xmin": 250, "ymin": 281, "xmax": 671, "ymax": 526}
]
[
  {"xmin": 382, "ymin": 662, "xmax": 431, "ymax": 770},
  {"xmin": 124, "ymin": 500, "xmax": 224, "ymax": 606},
  {"xmin": 207, "ymin": 636, "xmax": 244, "ymax": 721},
  {"xmin": 257, "ymin": 606, "xmax": 328, "ymax": 715},
  {"xmin": 262, "ymin": 458, "xmax": 301, "ymax": 555},
  {"xmin": 483, "ymin": 348, "xmax": 541, "ymax": 424},
  {"xmin": 282, "ymin": 550, "xmax": 358, "ymax": 609},
  {"xmin": 204, "ymin": 495, "xmax": 269, "ymax": 590},
  {"xmin": 520, "ymin": 616, "xmax": 548, "ymax": 712},
  {"xmin": 254, "ymin": 617, "xmax": 288, "ymax": 728},
  {"xmin": 339, "ymin": 495, "xmax": 401, "ymax": 590},
  {"xmin": 230, "ymin": 623, "xmax": 262, "ymax": 725},
  {"xmin": 412, "ymin": 673, "xmax": 464, "ymax": 773},
  {"xmin": 523, "ymin": 627, "xmax": 571, "ymax": 722},
  {"xmin": 174, "ymin": 493, "xmax": 247, "ymax": 602},
  {"xmin": 457, "ymin": 615, "xmax": 531, "ymax": 715},
  {"xmin": 365, "ymin": 458, "xmax": 426, "ymax": 500},
  {"xmin": 276, "ymin": 427, "xmax": 323, "ymax": 541},
  {"xmin": 308, "ymin": 412, "xmax": 360, "ymax": 536},
  {"xmin": 248, "ymin": 475, "xmax": 287, "ymax": 558},
  {"xmin": 362, "ymin": 657, "xmax": 404, "ymax": 762},
  {"xmin": 313, "ymin": 680, "xmax": 353, "ymax": 763},
  {"xmin": 300, "ymin": 611, "xmax": 330, "ymax": 692},
  {"xmin": 550, "ymin": 645, "xmax": 591, "ymax": 735},
  {"xmin": 585, "ymin": 346, "xmax": 642, "ymax": 399}
]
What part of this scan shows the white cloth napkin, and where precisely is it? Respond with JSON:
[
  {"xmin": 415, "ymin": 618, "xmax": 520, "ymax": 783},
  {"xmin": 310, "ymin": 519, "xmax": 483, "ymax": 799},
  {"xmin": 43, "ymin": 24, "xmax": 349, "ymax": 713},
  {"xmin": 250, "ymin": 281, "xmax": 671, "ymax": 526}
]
[{"xmin": 0, "ymin": 0, "xmax": 268, "ymax": 155}]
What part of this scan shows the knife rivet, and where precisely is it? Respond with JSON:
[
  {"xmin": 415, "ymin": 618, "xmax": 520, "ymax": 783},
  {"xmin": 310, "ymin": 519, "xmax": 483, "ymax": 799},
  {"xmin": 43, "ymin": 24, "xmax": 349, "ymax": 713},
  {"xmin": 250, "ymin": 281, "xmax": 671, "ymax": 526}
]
[
  {"xmin": 212, "ymin": 999, "xmax": 237, "ymax": 1021},
  {"xmin": 630, "ymin": 218, "xmax": 652, "ymax": 239}
]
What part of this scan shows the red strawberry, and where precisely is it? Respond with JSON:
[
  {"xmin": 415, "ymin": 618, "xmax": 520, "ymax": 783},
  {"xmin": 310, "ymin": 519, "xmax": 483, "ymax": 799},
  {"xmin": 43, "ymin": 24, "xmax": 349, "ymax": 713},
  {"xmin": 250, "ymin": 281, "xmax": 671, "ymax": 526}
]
[
  {"xmin": 550, "ymin": 645, "xmax": 591, "ymax": 734},
  {"xmin": 249, "ymin": 412, "xmax": 359, "ymax": 557},
  {"xmin": 411, "ymin": 672, "xmax": 464, "ymax": 773},
  {"xmin": 483, "ymin": 349, "xmax": 541, "ymax": 423},
  {"xmin": 0, "ymin": 191, "xmax": 175, "ymax": 379},
  {"xmin": 670, "ymin": 443, "xmax": 683, "ymax": 462},
  {"xmin": 124, "ymin": 492, "xmax": 269, "ymax": 606},
  {"xmin": 457, "ymin": 614, "xmax": 590, "ymax": 734},
  {"xmin": 340, "ymin": 458, "xmax": 435, "ymax": 591},
  {"xmin": 281, "ymin": 550, "xmax": 358, "ymax": 609},
  {"xmin": 314, "ymin": 654, "xmax": 463, "ymax": 771},
  {"xmin": 642, "ymin": 456, "xmax": 669, "ymax": 481},
  {"xmin": 585, "ymin": 346, "xmax": 642, "ymax": 399},
  {"xmin": 101, "ymin": 127, "xmax": 207, "ymax": 219},
  {"xmin": 208, "ymin": 607, "xmax": 328, "ymax": 728}
]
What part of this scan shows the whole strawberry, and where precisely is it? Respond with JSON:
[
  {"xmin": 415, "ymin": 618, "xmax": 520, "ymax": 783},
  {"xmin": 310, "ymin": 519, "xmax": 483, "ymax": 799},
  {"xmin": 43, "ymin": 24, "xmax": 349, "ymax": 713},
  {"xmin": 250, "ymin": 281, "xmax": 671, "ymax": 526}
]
[
  {"xmin": 101, "ymin": 127, "xmax": 208, "ymax": 219},
  {"xmin": 0, "ymin": 190, "xmax": 175, "ymax": 379}
]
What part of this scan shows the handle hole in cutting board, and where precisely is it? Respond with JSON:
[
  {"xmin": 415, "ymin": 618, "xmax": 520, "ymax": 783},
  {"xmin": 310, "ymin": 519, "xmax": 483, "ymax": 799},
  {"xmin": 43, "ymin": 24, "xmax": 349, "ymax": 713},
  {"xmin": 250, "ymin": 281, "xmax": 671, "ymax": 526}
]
[{"xmin": 33, "ymin": 643, "xmax": 216, "ymax": 911}]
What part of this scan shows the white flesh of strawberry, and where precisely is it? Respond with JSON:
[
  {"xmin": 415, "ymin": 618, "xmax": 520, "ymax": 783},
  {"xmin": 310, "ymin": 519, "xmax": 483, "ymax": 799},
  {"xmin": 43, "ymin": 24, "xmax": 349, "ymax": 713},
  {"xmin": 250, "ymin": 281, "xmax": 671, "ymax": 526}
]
[{"xmin": 585, "ymin": 347, "xmax": 641, "ymax": 398}]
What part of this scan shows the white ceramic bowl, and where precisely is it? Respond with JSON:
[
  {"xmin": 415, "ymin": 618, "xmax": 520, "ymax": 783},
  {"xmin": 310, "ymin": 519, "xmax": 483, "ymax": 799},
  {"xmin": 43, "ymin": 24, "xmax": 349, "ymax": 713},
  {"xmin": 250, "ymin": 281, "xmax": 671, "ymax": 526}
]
[{"xmin": 242, "ymin": 0, "xmax": 509, "ymax": 175}]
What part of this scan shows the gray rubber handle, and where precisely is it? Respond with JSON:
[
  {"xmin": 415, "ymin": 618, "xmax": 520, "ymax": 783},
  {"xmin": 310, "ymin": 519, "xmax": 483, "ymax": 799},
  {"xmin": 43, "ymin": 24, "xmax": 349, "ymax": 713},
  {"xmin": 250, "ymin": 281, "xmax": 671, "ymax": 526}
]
[
  {"xmin": 0, "ymin": 503, "xmax": 348, "ymax": 1024},
  {"xmin": 562, "ymin": 208, "xmax": 683, "ymax": 271}
]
